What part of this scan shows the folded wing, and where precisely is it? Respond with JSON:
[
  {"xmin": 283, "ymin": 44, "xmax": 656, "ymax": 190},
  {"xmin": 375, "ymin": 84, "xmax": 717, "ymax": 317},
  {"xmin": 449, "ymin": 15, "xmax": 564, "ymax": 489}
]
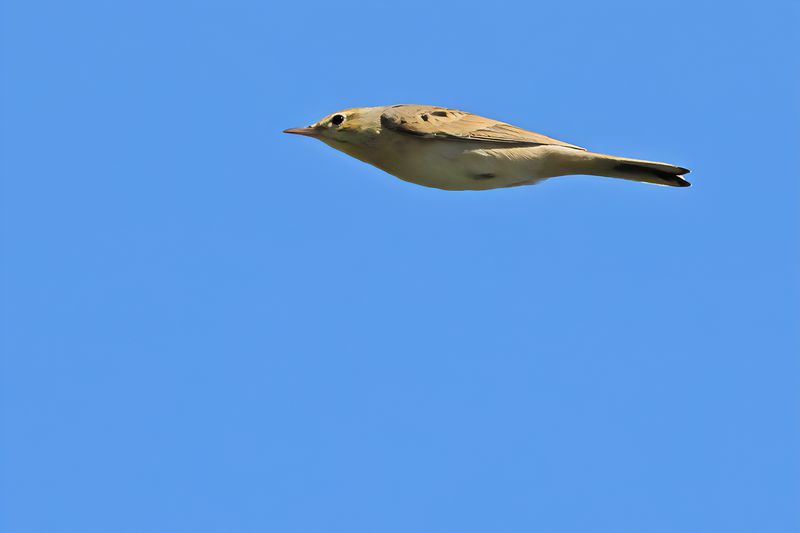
[{"xmin": 380, "ymin": 104, "xmax": 585, "ymax": 150}]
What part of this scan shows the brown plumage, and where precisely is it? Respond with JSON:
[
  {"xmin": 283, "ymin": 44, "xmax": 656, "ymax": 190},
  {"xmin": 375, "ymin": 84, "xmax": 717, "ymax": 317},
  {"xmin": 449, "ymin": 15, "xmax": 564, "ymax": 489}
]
[
  {"xmin": 284, "ymin": 104, "xmax": 691, "ymax": 190},
  {"xmin": 379, "ymin": 104, "xmax": 586, "ymax": 150}
]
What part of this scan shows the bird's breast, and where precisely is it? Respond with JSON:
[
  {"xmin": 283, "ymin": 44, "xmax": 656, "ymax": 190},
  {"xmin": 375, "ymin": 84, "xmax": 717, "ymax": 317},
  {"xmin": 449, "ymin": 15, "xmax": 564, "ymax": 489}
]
[{"xmin": 359, "ymin": 134, "xmax": 554, "ymax": 190}]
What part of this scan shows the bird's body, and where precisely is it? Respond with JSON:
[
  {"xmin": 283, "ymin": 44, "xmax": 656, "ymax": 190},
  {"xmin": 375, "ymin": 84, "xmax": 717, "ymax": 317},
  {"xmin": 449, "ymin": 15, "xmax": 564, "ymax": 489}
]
[
  {"xmin": 337, "ymin": 133, "xmax": 577, "ymax": 191},
  {"xmin": 284, "ymin": 104, "xmax": 690, "ymax": 191}
]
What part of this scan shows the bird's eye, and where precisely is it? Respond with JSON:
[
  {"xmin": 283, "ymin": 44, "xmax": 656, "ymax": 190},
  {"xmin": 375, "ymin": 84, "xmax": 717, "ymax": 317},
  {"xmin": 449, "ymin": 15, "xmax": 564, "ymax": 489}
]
[{"xmin": 330, "ymin": 114, "xmax": 345, "ymax": 126}]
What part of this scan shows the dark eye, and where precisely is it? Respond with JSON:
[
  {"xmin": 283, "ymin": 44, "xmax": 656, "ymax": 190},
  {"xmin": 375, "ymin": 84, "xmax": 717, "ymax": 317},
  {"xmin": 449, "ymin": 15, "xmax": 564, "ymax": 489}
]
[{"xmin": 330, "ymin": 114, "xmax": 345, "ymax": 126}]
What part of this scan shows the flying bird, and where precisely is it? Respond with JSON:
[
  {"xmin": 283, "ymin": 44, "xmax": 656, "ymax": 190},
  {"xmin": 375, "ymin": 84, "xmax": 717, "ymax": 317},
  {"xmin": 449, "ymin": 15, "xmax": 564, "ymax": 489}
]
[{"xmin": 284, "ymin": 104, "xmax": 690, "ymax": 191}]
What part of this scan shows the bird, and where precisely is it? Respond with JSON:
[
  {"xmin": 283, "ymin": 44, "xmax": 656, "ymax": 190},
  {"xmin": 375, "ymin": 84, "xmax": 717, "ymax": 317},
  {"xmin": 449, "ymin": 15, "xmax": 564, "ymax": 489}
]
[{"xmin": 283, "ymin": 104, "xmax": 690, "ymax": 191}]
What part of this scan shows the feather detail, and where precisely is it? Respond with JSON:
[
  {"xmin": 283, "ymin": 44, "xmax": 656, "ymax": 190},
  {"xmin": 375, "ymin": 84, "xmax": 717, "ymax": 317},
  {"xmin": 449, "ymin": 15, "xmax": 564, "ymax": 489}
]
[{"xmin": 380, "ymin": 104, "xmax": 585, "ymax": 150}]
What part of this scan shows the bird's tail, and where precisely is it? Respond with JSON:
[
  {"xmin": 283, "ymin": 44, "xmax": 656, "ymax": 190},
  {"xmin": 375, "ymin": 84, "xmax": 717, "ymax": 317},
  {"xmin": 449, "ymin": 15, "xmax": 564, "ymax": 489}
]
[{"xmin": 570, "ymin": 151, "xmax": 691, "ymax": 187}]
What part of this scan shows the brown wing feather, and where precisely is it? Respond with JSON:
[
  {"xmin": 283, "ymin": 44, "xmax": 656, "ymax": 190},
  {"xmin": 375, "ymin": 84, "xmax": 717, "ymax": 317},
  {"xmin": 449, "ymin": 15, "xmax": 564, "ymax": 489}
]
[{"xmin": 379, "ymin": 104, "xmax": 585, "ymax": 150}]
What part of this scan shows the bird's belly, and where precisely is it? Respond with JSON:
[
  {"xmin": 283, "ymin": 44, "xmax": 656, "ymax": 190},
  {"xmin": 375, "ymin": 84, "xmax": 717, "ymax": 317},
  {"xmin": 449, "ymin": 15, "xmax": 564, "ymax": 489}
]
[{"xmin": 373, "ymin": 139, "xmax": 553, "ymax": 191}]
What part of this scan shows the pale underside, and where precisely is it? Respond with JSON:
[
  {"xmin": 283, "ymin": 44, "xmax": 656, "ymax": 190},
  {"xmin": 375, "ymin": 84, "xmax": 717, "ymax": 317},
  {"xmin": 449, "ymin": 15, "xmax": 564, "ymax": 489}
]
[{"xmin": 366, "ymin": 134, "xmax": 584, "ymax": 190}]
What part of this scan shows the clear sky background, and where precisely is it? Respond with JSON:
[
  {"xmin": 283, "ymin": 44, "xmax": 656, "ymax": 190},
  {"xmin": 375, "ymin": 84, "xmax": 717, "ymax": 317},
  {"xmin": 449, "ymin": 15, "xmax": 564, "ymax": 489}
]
[{"xmin": 2, "ymin": 1, "xmax": 799, "ymax": 532}]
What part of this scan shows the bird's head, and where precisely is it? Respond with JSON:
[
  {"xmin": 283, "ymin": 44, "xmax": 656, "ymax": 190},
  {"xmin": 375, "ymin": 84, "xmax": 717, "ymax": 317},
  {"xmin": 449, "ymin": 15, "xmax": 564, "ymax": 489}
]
[{"xmin": 283, "ymin": 107, "xmax": 383, "ymax": 150}]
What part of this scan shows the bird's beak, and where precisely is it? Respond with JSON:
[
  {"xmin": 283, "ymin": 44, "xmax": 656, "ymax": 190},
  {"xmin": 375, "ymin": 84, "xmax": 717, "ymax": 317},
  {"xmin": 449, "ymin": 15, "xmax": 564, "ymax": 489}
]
[{"xmin": 283, "ymin": 126, "xmax": 320, "ymax": 137}]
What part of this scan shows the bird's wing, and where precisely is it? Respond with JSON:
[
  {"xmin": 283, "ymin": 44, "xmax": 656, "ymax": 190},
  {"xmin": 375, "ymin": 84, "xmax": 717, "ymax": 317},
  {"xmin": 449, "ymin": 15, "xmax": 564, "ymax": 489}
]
[{"xmin": 379, "ymin": 105, "xmax": 586, "ymax": 150}]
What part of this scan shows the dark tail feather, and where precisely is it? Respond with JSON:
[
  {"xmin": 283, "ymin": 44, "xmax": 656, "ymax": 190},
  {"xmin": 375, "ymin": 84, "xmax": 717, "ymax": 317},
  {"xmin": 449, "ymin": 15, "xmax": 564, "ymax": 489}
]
[
  {"xmin": 577, "ymin": 152, "xmax": 691, "ymax": 187},
  {"xmin": 613, "ymin": 162, "xmax": 691, "ymax": 187}
]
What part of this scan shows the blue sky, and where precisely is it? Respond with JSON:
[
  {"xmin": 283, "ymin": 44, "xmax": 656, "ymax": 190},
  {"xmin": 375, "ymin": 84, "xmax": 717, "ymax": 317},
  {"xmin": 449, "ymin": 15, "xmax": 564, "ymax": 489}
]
[{"xmin": 2, "ymin": 1, "xmax": 799, "ymax": 532}]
